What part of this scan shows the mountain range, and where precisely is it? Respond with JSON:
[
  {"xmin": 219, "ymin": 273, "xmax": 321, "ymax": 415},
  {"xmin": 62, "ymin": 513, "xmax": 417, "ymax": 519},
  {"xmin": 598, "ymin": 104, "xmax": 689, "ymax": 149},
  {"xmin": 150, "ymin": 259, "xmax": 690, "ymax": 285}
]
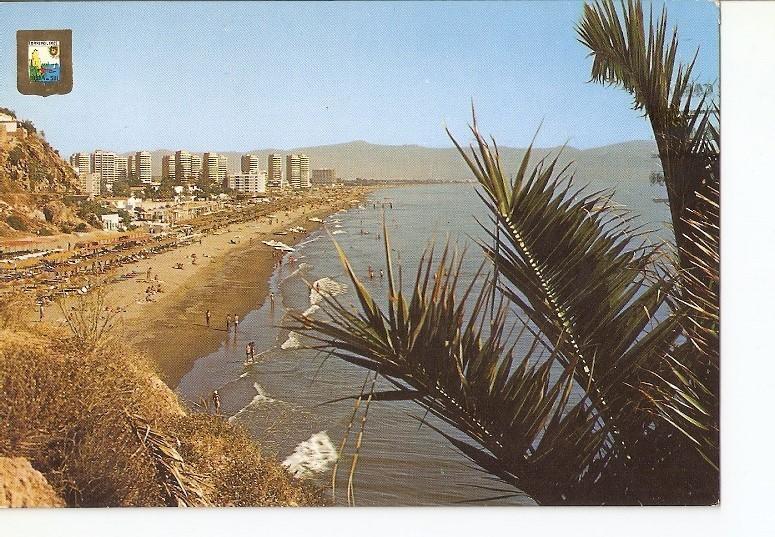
[{"xmin": 131, "ymin": 139, "xmax": 660, "ymax": 187}]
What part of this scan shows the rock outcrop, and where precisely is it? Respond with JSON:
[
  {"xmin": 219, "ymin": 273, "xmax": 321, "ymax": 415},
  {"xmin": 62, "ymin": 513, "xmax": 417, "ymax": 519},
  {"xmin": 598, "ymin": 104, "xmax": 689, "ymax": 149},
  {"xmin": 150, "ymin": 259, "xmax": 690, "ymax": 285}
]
[{"xmin": 0, "ymin": 457, "xmax": 65, "ymax": 507}]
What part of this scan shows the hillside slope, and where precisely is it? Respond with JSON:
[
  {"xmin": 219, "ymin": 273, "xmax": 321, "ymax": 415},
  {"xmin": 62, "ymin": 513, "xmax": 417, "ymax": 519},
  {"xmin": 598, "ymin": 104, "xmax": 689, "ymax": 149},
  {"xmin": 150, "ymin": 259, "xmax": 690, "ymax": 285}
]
[{"xmin": 0, "ymin": 111, "xmax": 86, "ymax": 237}]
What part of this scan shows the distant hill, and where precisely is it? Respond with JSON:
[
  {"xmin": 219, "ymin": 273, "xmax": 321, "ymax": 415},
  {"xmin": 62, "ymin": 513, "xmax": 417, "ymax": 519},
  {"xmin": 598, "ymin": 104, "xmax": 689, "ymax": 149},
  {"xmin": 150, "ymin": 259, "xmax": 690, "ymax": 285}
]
[{"xmin": 137, "ymin": 139, "xmax": 660, "ymax": 187}]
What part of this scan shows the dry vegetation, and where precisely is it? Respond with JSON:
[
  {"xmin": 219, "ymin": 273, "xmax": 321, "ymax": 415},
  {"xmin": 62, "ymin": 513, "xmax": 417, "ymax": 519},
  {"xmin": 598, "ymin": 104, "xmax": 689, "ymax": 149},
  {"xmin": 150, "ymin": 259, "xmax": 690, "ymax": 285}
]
[{"xmin": 0, "ymin": 290, "xmax": 322, "ymax": 507}]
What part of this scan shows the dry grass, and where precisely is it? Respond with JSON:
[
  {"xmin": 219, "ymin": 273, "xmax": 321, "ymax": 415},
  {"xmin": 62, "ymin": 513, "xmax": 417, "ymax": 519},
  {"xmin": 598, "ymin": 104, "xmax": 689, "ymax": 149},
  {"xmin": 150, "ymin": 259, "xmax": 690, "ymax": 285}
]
[{"xmin": 0, "ymin": 302, "xmax": 321, "ymax": 507}]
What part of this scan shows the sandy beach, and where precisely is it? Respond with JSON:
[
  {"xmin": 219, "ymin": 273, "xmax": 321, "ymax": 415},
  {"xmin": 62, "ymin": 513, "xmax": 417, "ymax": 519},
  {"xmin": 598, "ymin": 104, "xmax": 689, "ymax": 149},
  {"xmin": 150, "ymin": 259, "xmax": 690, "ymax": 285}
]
[
  {"xmin": 114, "ymin": 188, "xmax": 374, "ymax": 386},
  {"xmin": 33, "ymin": 187, "xmax": 375, "ymax": 386}
]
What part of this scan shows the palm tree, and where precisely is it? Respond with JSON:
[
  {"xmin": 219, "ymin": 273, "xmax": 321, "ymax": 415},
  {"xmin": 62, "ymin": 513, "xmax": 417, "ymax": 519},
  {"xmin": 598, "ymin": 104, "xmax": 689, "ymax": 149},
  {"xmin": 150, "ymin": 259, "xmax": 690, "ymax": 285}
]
[{"xmin": 294, "ymin": 0, "xmax": 718, "ymax": 505}]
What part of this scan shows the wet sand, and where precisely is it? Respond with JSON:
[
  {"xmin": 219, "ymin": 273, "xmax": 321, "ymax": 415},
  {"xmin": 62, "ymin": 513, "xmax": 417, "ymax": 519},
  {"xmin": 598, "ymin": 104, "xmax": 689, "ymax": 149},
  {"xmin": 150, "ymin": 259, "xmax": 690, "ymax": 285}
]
[{"xmin": 98, "ymin": 188, "xmax": 374, "ymax": 386}]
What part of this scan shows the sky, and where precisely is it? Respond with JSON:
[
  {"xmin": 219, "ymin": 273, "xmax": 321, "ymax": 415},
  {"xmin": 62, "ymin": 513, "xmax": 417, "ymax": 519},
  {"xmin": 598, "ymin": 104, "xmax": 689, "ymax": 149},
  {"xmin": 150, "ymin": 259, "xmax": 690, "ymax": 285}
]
[{"xmin": 0, "ymin": 1, "xmax": 719, "ymax": 156}]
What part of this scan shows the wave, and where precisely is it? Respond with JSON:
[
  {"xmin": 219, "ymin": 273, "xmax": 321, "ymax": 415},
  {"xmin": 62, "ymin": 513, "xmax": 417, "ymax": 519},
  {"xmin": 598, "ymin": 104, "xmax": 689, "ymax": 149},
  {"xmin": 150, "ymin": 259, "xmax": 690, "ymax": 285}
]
[
  {"xmin": 310, "ymin": 277, "xmax": 348, "ymax": 306},
  {"xmin": 282, "ymin": 431, "xmax": 338, "ymax": 479},
  {"xmin": 281, "ymin": 331, "xmax": 302, "ymax": 350},
  {"xmin": 331, "ymin": 230, "xmax": 346, "ymax": 235},
  {"xmin": 302, "ymin": 304, "xmax": 320, "ymax": 318},
  {"xmin": 227, "ymin": 382, "xmax": 276, "ymax": 424}
]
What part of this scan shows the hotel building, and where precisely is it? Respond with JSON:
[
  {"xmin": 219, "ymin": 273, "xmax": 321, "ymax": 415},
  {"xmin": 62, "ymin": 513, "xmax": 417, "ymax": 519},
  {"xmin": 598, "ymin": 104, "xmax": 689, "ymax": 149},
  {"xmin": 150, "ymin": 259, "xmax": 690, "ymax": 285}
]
[
  {"xmin": 191, "ymin": 154, "xmax": 202, "ymax": 181},
  {"xmin": 135, "ymin": 151, "xmax": 152, "ymax": 184},
  {"xmin": 203, "ymin": 152, "xmax": 220, "ymax": 184},
  {"xmin": 227, "ymin": 171, "xmax": 267, "ymax": 195},
  {"xmin": 162, "ymin": 155, "xmax": 174, "ymax": 181},
  {"xmin": 241, "ymin": 154, "xmax": 260, "ymax": 175},
  {"xmin": 299, "ymin": 154, "xmax": 310, "ymax": 188},
  {"xmin": 78, "ymin": 172, "xmax": 101, "ymax": 198},
  {"xmin": 218, "ymin": 155, "xmax": 228, "ymax": 183},
  {"xmin": 175, "ymin": 150, "xmax": 192, "ymax": 183},
  {"xmin": 286, "ymin": 154, "xmax": 301, "ymax": 189},
  {"xmin": 311, "ymin": 168, "xmax": 336, "ymax": 185},
  {"xmin": 115, "ymin": 156, "xmax": 128, "ymax": 182},
  {"xmin": 69, "ymin": 153, "xmax": 91, "ymax": 175},
  {"xmin": 267, "ymin": 154, "xmax": 283, "ymax": 189},
  {"xmin": 90, "ymin": 150, "xmax": 116, "ymax": 191}
]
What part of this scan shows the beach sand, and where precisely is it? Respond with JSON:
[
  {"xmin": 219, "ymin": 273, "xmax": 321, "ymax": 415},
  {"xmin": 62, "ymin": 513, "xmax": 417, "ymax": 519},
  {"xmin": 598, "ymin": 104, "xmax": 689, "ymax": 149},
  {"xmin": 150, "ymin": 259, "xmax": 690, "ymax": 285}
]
[{"xmin": 75, "ymin": 187, "xmax": 373, "ymax": 386}]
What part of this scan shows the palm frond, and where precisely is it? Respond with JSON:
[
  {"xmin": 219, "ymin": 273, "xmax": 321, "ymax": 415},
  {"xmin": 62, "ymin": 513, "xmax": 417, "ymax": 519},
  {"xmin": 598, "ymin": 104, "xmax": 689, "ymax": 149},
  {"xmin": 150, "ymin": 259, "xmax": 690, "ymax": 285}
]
[{"xmin": 293, "ymin": 232, "xmax": 614, "ymax": 504}]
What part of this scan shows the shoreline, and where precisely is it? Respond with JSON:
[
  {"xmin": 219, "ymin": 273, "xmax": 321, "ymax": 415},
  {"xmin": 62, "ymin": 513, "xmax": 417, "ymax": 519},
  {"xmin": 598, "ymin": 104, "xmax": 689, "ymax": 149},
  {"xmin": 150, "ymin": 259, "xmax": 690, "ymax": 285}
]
[{"xmin": 115, "ymin": 187, "xmax": 378, "ymax": 386}]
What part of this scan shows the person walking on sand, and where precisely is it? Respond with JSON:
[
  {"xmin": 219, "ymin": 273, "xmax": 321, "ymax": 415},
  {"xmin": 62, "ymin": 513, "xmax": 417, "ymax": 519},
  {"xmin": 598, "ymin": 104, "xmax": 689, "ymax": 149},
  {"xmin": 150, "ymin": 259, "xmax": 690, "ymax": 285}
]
[
  {"xmin": 212, "ymin": 390, "xmax": 221, "ymax": 415},
  {"xmin": 205, "ymin": 309, "xmax": 211, "ymax": 327},
  {"xmin": 226, "ymin": 314, "xmax": 232, "ymax": 332},
  {"xmin": 233, "ymin": 314, "xmax": 239, "ymax": 329},
  {"xmin": 38, "ymin": 302, "xmax": 44, "ymax": 321}
]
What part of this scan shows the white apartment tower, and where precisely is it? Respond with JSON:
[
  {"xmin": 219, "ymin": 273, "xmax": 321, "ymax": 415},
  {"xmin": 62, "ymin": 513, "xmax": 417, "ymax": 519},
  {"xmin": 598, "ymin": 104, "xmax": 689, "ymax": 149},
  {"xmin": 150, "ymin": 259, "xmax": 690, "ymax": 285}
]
[
  {"xmin": 69, "ymin": 153, "xmax": 91, "ymax": 175},
  {"xmin": 241, "ymin": 154, "xmax": 260, "ymax": 175},
  {"xmin": 175, "ymin": 150, "xmax": 192, "ymax": 183},
  {"xmin": 267, "ymin": 154, "xmax": 283, "ymax": 189},
  {"xmin": 286, "ymin": 154, "xmax": 301, "ymax": 189},
  {"xmin": 91, "ymin": 150, "xmax": 117, "ymax": 191},
  {"xmin": 135, "ymin": 151, "xmax": 152, "ymax": 184},
  {"xmin": 218, "ymin": 155, "xmax": 228, "ymax": 184},
  {"xmin": 115, "ymin": 156, "xmax": 128, "ymax": 182},
  {"xmin": 203, "ymin": 153, "xmax": 220, "ymax": 184},
  {"xmin": 191, "ymin": 154, "xmax": 202, "ymax": 181},
  {"xmin": 299, "ymin": 154, "xmax": 310, "ymax": 188}
]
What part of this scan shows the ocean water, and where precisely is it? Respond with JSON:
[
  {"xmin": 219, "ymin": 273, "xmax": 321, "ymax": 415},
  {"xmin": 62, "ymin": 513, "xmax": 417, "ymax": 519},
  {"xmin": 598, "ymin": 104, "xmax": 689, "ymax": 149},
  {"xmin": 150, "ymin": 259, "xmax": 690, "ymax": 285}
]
[{"xmin": 176, "ymin": 180, "xmax": 670, "ymax": 506}]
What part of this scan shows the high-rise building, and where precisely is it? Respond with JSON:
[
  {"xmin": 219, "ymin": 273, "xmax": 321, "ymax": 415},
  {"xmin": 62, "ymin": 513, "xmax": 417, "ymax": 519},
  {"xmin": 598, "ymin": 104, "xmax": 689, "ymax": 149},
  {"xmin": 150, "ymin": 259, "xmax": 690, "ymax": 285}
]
[
  {"xmin": 267, "ymin": 154, "xmax": 283, "ymax": 189},
  {"xmin": 241, "ymin": 154, "xmax": 260, "ymax": 175},
  {"xmin": 286, "ymin": 154, "xmax": 301, "ymax": 189},
  {"xmin": 227, "ymin": 171, "xmax": 267, "ymax": 195},
  {"xmin": 175, "ymin": 150, "xmax": 192, "ymax": 183},
  {"xmin": 203, "ymin": 153, "xmax": 220, "ymax": 184},
  {"xmin": 69, "ymin": 153, "xmax": 91, "ymax": 175},
  {"xmin": 191, "ymin": 154, "xmax": 202, "ymax": 181},
  {"xmin": 218, "ymin": 155, "xmax": 228, "ymax": 184},
  {"xmin": 78, "ymin": 172, "xmax": 101, "ymax": 198},
  {"xmin": 115, "ymin": 156, "xmax": 128, "ymax": 182},
  {"xmin": 299, "ymin": 154, "xmax": 310, "ymax": 189},
  {"xmin": 311, "ymin": 168, "xmax": 336, "ymax": 185},
  {"xmin": 127, "ymin": 155, "xmax": 135, "ymax": 181},
  {"xmin": 91, "ymin": 150, "xmax": 117, "ymax": 191},
  {"xmin": 162, "ymin": 155, "xmax": 174, "ymax": 181},
  {"xmin": 135, "ymin": 151, "xmax": 152, "ymax": 184}
]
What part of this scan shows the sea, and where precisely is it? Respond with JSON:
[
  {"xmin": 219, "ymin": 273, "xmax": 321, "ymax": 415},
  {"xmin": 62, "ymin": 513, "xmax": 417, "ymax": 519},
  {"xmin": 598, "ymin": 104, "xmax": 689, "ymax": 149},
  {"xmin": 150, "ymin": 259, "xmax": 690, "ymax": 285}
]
[{"xmin": 176, "ymin": 180, "xmax": 670, "ymax": 506}]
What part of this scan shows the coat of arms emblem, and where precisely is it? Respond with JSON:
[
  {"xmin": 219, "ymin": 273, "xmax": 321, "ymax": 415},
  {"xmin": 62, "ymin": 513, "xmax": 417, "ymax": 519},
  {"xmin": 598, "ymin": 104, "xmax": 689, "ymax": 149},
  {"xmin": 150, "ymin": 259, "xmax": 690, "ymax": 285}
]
[
  {"xmin": 28, "ymin": 40, "xmax": 61, "ymax": 83},
  {"xmin": 17, "ymin": 29, "xmax": 72, "ymax": 96}
]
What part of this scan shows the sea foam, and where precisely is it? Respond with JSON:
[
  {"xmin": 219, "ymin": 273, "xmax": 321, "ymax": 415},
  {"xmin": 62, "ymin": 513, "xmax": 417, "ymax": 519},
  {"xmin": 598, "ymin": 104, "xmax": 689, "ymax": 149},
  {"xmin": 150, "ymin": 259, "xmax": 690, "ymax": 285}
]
[
  {"xmin": 309, "ymin": 277, "xmax": 348, "ymax": 306},
  {"xmin": 281, "ymin": 331, "xmax": 302, "ymax": 350},
  {"xmin": 282, "ymin": 431, "xmax": 338, "ymax": 478},
  {"xmin": 228, "ymin": 382, "xmax": 276, "ymax": 424}
]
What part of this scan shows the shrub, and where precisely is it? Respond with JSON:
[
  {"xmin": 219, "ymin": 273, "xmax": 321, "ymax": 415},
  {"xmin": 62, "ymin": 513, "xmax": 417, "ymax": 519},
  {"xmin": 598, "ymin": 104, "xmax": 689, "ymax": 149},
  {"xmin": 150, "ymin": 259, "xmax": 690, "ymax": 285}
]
[{"xmin": 0, "ymin": 291, "xmax": 322, "ymax": 507}]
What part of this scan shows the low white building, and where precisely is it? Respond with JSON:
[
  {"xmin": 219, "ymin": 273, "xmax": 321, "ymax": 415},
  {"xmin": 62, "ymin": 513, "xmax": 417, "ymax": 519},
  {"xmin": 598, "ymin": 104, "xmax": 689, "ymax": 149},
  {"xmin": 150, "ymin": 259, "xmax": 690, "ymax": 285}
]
[
  {"xmin": 0, "ymin": 112, "xmax": 19, "ymax": 134},
  {"xmin": 101, "ymin": 213, "xmax": 120, "ymax": 231}
]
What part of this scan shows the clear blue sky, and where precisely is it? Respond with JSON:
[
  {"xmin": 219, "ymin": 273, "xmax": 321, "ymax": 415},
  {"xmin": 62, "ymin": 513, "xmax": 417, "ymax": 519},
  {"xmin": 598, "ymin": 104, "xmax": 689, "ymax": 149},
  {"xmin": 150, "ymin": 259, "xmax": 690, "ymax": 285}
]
[{"xmin": 0, "ymin": 1, "xmax": 718, "ymax": 156}]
